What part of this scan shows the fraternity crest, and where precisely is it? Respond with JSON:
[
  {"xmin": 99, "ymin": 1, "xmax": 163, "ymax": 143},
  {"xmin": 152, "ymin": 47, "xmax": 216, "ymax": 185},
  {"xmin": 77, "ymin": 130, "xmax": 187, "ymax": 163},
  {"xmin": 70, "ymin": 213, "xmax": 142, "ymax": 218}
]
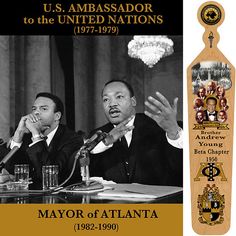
[
  {"xmin": 194, "ymin": 162, "xmax": 227, "ymax": 181},
  {"xmin": 198, "ymin": 184, "xmax": 225, "ymax": 225},
  {"xmin": 200, "ymin": 4, "xmax": 222, "ymax": 25}
]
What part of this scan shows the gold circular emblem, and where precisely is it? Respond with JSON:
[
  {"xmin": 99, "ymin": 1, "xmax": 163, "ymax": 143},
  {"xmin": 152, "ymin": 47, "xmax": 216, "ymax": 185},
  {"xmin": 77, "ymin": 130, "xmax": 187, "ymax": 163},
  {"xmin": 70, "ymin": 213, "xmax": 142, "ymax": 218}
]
[{"xmin": 201, "ymin": 4, "xmax": 221, "ymax": 25}]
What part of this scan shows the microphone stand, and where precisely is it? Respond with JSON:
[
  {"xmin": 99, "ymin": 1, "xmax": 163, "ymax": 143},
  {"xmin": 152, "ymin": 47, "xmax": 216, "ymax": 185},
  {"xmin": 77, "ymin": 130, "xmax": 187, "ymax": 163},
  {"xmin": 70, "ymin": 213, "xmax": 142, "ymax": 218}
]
[
  {"xmin": 66, "ymin": 146, "xmax": 104, "ymax": 192},
  {"xmin": 0, "ymin": 146, "xmax": 19, "ymax": 173},
  {"xmin": 79, "ymin": 148, "xmax": 91, "ymax": 186},
  {"xmin": 58, "ymin": 131, "xmax": 108, "ymax": 192}
]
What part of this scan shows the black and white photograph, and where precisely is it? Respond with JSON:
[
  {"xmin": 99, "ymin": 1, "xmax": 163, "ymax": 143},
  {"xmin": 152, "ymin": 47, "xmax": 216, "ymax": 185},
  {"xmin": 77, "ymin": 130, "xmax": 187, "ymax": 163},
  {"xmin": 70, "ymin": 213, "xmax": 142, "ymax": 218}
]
[{"xmin": 0, "ymin": 35, "xmax": 183, "ymax": 204}]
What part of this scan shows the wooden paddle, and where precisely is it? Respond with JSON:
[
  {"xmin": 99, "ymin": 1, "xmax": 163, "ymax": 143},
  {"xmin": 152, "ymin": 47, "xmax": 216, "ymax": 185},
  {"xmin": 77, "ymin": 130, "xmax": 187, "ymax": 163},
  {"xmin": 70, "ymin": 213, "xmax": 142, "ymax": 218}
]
[{"xmin": 187, "ymin": 1, "xmax": 234, "ymax": 234}]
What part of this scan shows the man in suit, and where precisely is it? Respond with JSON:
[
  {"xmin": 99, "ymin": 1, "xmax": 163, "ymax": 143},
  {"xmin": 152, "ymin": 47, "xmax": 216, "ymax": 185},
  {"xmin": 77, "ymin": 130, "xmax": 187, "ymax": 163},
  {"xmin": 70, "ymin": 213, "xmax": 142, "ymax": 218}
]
[
  {"xmin": 197, "ymin": 87, "xmax": 206, "ymax": 100},
  {"xmin": 216, "ymin": 85, "xmax": 225, "ymax": 99},
  {"xmin": 196, "ymin": 110, "xmax": 205, "ymax": 124},
  {"xmin": 219, "ymin": 97, "xmax": 229, "ymax": 111},
  {"xmin": 90, "ymin": 80, "xmax": 183, "ymax": 186},
  {"xmin": 1, "ymin": 93, "xmax": 83, "ymax": 188},
  {"xmin": 206, "ymin": 81, "xmax": 216, "ymax": 95},
  {"xmin": 218, "ymin": 110, "xmax": 227, "ymax": 123},
  {"xmin": 0, "ymin": 139, "xmax": 8, "ymax": 158},
  {"xmin": 203, "ymin": 97, "xmax": 218, "ymax": 121}
]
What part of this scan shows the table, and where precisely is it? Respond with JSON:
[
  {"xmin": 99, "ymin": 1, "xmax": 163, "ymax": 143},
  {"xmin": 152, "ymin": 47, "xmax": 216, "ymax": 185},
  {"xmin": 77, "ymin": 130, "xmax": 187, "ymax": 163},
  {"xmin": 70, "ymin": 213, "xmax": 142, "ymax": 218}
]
[{"xmin": 0, "ymin": 184, "xmax": 183, "ymax": 204}]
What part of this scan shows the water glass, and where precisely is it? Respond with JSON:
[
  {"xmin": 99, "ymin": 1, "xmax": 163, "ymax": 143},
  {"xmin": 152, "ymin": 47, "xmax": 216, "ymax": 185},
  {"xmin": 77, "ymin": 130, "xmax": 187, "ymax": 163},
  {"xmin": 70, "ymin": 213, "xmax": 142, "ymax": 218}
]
[
  {"xmin": 42, "ymin": 165, "xmax": 59, "ymax": 190},
  {"xmin": 14, "ymin": 164, "xmax": 30, "ymax": 190},
  {"xmin": 14, "ymin": 164, "xmax": 29, "ymax": 182}
]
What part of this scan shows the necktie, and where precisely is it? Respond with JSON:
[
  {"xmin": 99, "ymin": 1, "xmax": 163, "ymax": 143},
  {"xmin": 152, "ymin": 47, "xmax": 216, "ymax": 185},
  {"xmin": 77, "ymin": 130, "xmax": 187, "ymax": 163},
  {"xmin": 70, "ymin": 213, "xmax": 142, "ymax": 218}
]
[
  {"xmin": 42, "ymin": 136, "xmax": 49, "ymax": 146},
  {"xmin": 120, "ymin": 135, "xmax": 130, "ymax": 178},
  {"xmin": 120, "ymin": 136, "xmax": 128, "ymax": 149},
  {"xmin": 209, "ymin": 113, "xmax": 215, "ymax": 116}
]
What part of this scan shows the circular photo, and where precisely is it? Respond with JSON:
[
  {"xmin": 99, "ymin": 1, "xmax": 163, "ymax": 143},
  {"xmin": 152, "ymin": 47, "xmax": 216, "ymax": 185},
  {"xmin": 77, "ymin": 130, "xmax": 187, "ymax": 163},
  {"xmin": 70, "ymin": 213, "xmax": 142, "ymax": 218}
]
[
  {"xmin": 216, "ymin": 85, "xmax": 225, "ymax": 99},
  {"xmin": 206, "ymin": 81, "xmax": 216, "ymax": 95},
  {"xmin": 219, "ymin": 97, "xmax": 229, "ymax": 111},
  {"xmin": 218, "ymin": 77, "xmax": 232, "ymax": 90},
  {"xmin": 197, "ymin": 87, "xmax": 206, "ymax": 100},
  {"xmin": 195, "ymin": 110, "xmax": 205, "ymax": 124},
  {"xmin": 217, "ymin": 110, "xmax": 227, "ymax": 123},
  {"xmin": 194, "ymin": 98, "xmax": 204, "ymax": 111}
]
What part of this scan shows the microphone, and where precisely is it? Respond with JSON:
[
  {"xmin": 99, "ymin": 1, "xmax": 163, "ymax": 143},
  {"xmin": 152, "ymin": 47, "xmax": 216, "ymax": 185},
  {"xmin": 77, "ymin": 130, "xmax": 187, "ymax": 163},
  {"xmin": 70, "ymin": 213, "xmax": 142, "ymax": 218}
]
[
  {"xmin": 0, "ymin": 146, "xmax": 19, "ymax": 172},
  {"xmin": 76, "ymin": 130, "xmax": 107, "ymax": 185},
  {"xmin": 80, "ymin": 130, "xmax": 108, "ymax": 153},
  {"xmin": 57, "ymin": 130, "xmax": 108, "ymax": 189}
]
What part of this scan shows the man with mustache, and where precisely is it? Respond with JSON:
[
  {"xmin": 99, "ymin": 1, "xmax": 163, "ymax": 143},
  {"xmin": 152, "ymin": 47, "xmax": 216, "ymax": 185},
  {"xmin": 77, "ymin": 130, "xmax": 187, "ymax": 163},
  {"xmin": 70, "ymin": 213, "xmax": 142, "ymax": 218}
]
[
  {"xmin": 90, "ymin": 80, "xmax": 183, "ymax": 186},
  {"xmin": 0, "ymin": 93, "xmax": 83, "ymax": 188}
]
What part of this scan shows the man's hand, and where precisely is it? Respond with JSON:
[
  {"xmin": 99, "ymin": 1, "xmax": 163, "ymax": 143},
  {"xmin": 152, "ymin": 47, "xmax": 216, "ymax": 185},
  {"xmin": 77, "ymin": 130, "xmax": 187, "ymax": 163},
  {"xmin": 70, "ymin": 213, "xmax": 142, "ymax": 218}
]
[
  {"xmin": 144, "ymin": 91, "xmax": 180, "ymax": 140},
  {"xmin": 12, "ymin": 116, "xmax": 30, "ymax": 143},
  {"xmin": 104, "ymin": 115, "xmax": 135, "ymax": 145},
  {"xmin": 25, "ymin": 114, "xmax": 42, "ymax": 136},
  {"xmin": 13, "ymin": 114, "xmax": 41, "ymax": 143}
]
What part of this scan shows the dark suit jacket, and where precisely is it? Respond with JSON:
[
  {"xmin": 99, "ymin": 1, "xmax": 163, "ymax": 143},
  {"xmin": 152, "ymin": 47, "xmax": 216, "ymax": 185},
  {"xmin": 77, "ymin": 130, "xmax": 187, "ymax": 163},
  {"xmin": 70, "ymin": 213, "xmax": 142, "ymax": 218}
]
[
  {"xmin": 90, "ymin": 113, "xmax": 183, "ymax": 186},
  {"xmin": 204, "ymin": 110, "xmax": 218, "ymax": 121},
  {"xmin": 0, "ymin": 142, "xmax": 9, "ymax": 161},
  {"xmin": 5, "ymin": 124, "xmax": 83, "ymax": 188}
]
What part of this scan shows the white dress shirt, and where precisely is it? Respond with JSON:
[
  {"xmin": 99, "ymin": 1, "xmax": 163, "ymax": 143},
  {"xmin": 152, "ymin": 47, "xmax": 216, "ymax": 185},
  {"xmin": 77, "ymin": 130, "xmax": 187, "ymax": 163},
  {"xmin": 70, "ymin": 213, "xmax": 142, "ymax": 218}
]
[
  {"xmin": 207, "ymin": 111, "xmax": 217, "ymax": 121},
  {"xmin": 91, "ymin": 116, "xmax": 183, "ymax": 154}
]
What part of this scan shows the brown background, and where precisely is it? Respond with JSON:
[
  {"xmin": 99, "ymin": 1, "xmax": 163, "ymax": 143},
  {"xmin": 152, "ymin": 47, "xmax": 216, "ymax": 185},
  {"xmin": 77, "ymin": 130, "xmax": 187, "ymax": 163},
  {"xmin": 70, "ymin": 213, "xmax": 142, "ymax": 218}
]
[{"xmin": 0, "ymin": 204, "xmax": 183, "ymax": 236}]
